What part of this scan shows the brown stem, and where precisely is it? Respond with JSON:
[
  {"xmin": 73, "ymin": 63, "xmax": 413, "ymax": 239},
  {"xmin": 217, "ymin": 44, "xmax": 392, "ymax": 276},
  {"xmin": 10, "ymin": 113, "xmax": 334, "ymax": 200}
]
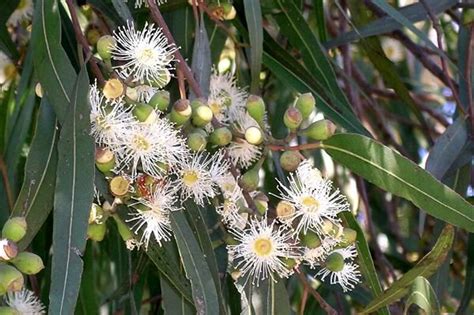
[
  {"xmin": 0, "ymin": 153, "xmax": 13, "ymax": 211},
  {"xmin": 296, "ymin": 271, "xmax": 337, "ymax": 315},
  {"xmin": 65, "ymin": 0, "xmax": 105, "ymax": 85}
]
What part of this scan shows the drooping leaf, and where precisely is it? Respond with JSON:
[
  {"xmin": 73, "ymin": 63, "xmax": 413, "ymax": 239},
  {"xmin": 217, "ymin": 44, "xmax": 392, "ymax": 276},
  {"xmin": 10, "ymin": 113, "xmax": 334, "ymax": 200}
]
[
  {"xmin": 190, "ymin": 12, "xmax": 211, "ymax": 99},
  {"xmin": 111, "ymin": 0, "xmax": 133, "ymax": 23},
  {"xmin": 362, "ymin": 225, "xmax": 455, "ymax": 313},
  {"xmin": 403, "ymin": 277, "xmax": 440, "ymax": 315},
  {"xmin": 244, "ymin": 0, "xmax": 263, "ymax": 93},
  {"xmin": 321, "ymin": 134, "xmax": 474, "ymax": 232},
  {"xmin": 11, "ymin": 99, "xmax": 57, "ymax": 250},
  {"xmin": 170, "ymin": 210, "xmax": 220, "ymax": 315},
  {"xmin": 48, "ymin": 67, "xmax": 94, "ymax": 314}
]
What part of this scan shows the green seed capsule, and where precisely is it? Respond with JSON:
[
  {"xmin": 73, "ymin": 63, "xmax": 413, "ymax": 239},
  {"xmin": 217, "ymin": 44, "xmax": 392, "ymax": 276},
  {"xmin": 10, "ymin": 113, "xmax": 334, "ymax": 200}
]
[
  {"xmin": 244, "ymin": 126, "xmax": 264, "ymax": 145},
  {"xmin": 170, "ymin": 100, "xmax": 192, "ymax": 126},
  {"xmin": 133, "ymin": 103, "xmax": 157, "ymax": 123},
  {"xmin": 283, "ymin": 107, "xmax": 303, "ymax": 131},
  {"xmin": 113, "ymin": 215, "xmax": 133, "ymax": 242},
  {"xmin": 95, "ymin": 147, "xmax": 115, "ymax": 174},
  {"xmin": 241, "ymin": 166, "xmax": 260, "ymax": 192},
  {"xmin": 301, "ymin": 119, "xmax": 336, "ymax": 141},
  {"xmin": 209, "ymin": 127, "xmax": 232, "ymax": 146},
  {"xmin": 11, "ymin": 252, "xmax": 45, "ymax": 275},
  {"xmin": 2, "ymin": 218, "xmax": 27, "ymax": 243},
  {"xmin": 149, "ymin": 90, "xmax": 170, "ymax": 112},
  {"xmin": 295, "ymin": 93, "xmax": 316, "ymax": 119},
  {"xmin": 246, "ymin": 95, "xmax": 266, "ymax": 125},
  {"xmin": 187, "ymin": 132, "xmax": 207, "ymax": 151},
  {"xmin": 109, "ymin": 176, "xmax": 130, "ymax": 197},
  {"xmin": 0, "ymin": 265, "xmax": 24, "ymax": 294},
  {"xmin": 299, "ymin": 230, "xmax": 321, "ymax": 249},
  {"xmin": 96, "ymin": 35, "xmax": 116, "ymax": 60},
  {"xmin": 87, "ymin": 223, "xmax": 107, "ymax": 242},
  {"xmin": 279, "ymin": 151, "xmax": 302, "ymax": 172},
  {"xmin": 325, "ymin": 252, "xmax": 345, "ymax": 272},
  {"xmin": 192, "ymin": 105, "xmax": 213, "ymax": 127}
]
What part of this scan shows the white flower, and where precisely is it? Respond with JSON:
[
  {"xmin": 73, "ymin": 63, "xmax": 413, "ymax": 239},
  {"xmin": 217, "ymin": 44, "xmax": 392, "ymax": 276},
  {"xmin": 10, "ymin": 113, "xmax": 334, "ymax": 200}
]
[
  {"xmin": 381, "ymin": 37, "xmax": 404, "ymax": 62},
  {"xmin": 4, "ymin": 289, "xmax": 46, "ymax": 314},
  {"xmin": 135, "ymin": 85, "xmax": 159, "ymax": 103},
  {"xmin": 208, "ymin": 71, "xmax": 248, "ymax": 124},
  {"xmin": 112, "ymin": 21, "xmax": 177, "ymax": 85},
  {"xmin": 275, "ymin": 161, "xmax": 350, "ymax": 235},
  {"xmin": 7, "ymin": 0, "xmax": 34, "ymax": 26},
  {"xmin": 227, "ymin": 218, "xmax": 300, "ymax": 286},
  {"xmin": 316, "ymin": 245, "xmax": 361, "ymax": 292},
  {"xmin": 227, "ymin": 139, "xmax": 261, "ymax": 169},
  {"xmin": 303, "ymin": 237, "xmax": 340, "ymax": 268},
  {"xmin": 127, "ymin": 181, "xmax": 180, "ymax": 249},
  {"xmin": 116, "ymin": 118, "xmax": 188, "ymax": 178},
  {"xmin": 175, "ymin": 150, "xmax": 229, "ymax": 206},
  {"xmin": 216, "ymin": 174, "xmax": 248, "ymax": 228},
  {"xmin": 89, "ymin": 83, "xmax": 135, "ymax": 148},
  {"xmin": 131, "ymin": 0, "xmax": 167, "ymax": 9}
]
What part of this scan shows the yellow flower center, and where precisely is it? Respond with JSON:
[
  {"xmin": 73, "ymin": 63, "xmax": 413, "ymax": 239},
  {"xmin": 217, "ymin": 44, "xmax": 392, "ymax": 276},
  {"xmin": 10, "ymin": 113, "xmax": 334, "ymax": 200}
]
[
  {"xmin": 301, "ymin": 196, "xmax": 319, "ymax": 211},
  {"xmin": 132, "ymin": 135, "xmax": 150, "ymax": 152},
  {"xmin": 253, "ymin": 237, "xmax": 273, "ymax": 257},
  {"xmin": 137, "ymin": 48, "xmax": 156, "ymax": 65},
  {"xmin": 18, "ymin": 0, "xmax": 28, "ymax": 10},
  {"xmin": 386, "ymin": 46, "xmax": 394, "ymax": 58},
  {"xmin": 182, "ymin": 170, "xmax": 199, "ymax": 187},
  {"xmin": 96, "ymin": 116, "xmax": 110, "ymax": 131},
  {"xmin": 209, "ymin": 101, "xmax": 222, "ymax": 115}
]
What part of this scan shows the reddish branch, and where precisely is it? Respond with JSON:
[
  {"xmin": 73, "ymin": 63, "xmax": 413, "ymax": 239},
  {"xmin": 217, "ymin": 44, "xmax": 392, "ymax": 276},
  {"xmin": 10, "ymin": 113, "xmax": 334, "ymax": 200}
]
[{"xmin": 296, "ymin": 271, "xmax": 337, "ymax": 315}]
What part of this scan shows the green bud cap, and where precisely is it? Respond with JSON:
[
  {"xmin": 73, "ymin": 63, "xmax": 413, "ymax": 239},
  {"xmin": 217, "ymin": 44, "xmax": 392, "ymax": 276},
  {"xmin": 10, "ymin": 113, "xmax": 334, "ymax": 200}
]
[
  {"xmin": 87, "ymin": 223, "xmax": 107, "ymax": 242},
  {"xmin": 210, "ymin": 127, "xmax": 232, "ymax": 146},
  {"xmin": 340, "ymin": 228, "xmax": 357, "ymax": 247},
  {"xmin": 283, "ymin": 107, "xmax": 303, "ymax": 130},
  {"xmin": 0, "ymin": 307, "xmax": 20, "ymax": 315},
  {"xmin": 325, "ymin": 252, "xmax": 345, "ymax": 272},
  {"xmin": 11, "ymin": 252, "xmax": 45, "ymax": 275},
  {"xmin": 187, "ymin": 132, "xmax": 207, "ymax": 151},
  {"xmin": 0, "ymin": 239, "xmax": 18, "ymax": 261},
  {"xmin": 149, "ymin": 90, "xmax": 170, "ymax": 111},
  {"xmin": 0, "ymin": 265, "xmax": 24, "ymax": 294},
  {"xmin": 246, "ymin": 95, "xmax": 266, "ymax": 124},
  {"xmin": 2, "ymin": 217, "xmax": 27, "ymax": 243},
  {"xmin": 170, "ymin": 100, "xmax": 192, "ymax": 126},
  {"xmin": 95, "ymin": 147, "xmax": 115, "ymax": 174},
  {"xmin": 282, "ymin": 257, "xmax": 298, "ymax": 269},
  {"xmin": 113, "ymin": 215, "xmax": 133, "ymax": 242},
  {"xmin": 302, "ymin": 119, "xmax": 336, "ymax": 141},
  {"xmin": 280, "ymin": 151, "xmax": 302, "ymax": 172},
  {"xmin": 240, "ymin": 167, "xmax": 259, "ymax": 192},
  {"xmin": 192, "ymin": 105, "xmax": 213, "ymax": 127},
  {"xmin": 295, "ymin": 93, "xmax": 316, "ymax": 119},
  {"xmin": 244, "ymin": 126, "xmax": 264, "ymax": 145},
  {"xmin": 299, "ymin": 230, "xmax": 321, "ymax": 249},
  {"xmin": 133, "ymin": 103, "xmax": 157, "ymax": 123},
  {"xmin": 109, "ymin": 176, "xmax": 130, "ymax": 197},
  {"xmin": 96, "ymin": 35, "xmax": 116, "ymax": 60}
]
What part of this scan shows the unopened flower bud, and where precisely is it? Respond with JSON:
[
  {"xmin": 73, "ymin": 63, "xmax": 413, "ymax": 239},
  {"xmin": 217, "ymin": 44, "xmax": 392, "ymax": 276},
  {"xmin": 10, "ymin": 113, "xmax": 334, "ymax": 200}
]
[
  {"xmin": 35, "ymin": 83, "xmax": 43, "ymax": 98},
  {"xmin": 11, "ymin": 252, "xmax": 44, "ymax": 275},
  {"xmin": 109, "ymin": 176, "xmax": 130, "ymax": 197},
  {"xmin": 299, "ymin": 230, "xmax": 321, "ymax": 249},
  {"xmin": 150, "ymin": 69, "xmax": 171, "ymax": 88},
  {"xmin": 282, "ymin": 257, "xmax": 298, "ymax": 269},
  {"xmin": 280, "ymin": 151, "xmax": 302, "ymax": 172},
  {"xmin": 149, "ymin": 90, "xmax": 170, "ymax": 111},
  {"xmin": 103, "ymin": 79, "xmax": 124, "ymax": 99},
  {"xmin": 223, "ymin": 3, "xmax": 236, "ymax": 20},
  {"xmin": 170, "ymin": 100, "xmax": 192, "ymax": 126},
  {"xmin": 246, "ymin": 95, "xmax": 266, "ymax": 125},
  {"xmin": 192, "ymin": 105, "xmax": 213, "ymax": 127},
  {"xmin": 95, "ymin": 147, "xmax": 115, "ymax": 174},
  {"xmin": 325, "ymin": 252, "xmax": 345, "ymax": 272},
  {"xmin": 187, "ymin": 131, "xmax": 207, "ymax": 151},
  {"xmin": 133, "ymin": 103, "xmax": 158, "ymax": 123},
  {"xmin": 0, "ymin": 265, "xmax": 24, "ymax": 294},
  {"xmin": 0, "ymin": 306, "xmax": 20, "ymax": 315},
  {"xmin": 125, "ymin": 87, "xmax": 138, "ymax": 102},
  {"xmin": 210, "ymin": 127, "xmax": 232, "ymax": 146},
  {"xmin": 2, "ymin": 217, "xmax": 27, "ymax": 243},
  {"xmin": 339, "ymin": 228, "xmax": 357, "ymax": 247},
  {"xmin": 254, "ymin": 193, "xmax": 269, "ymax": 215},
  {"xmin": 191, "ymin": 98, "xmax": 207, "ymax": 109},
  {"xmin": 240, "ymin": 166, "xmax": 260, "ymax": 192},
  {"xmin": 295, "ymin": 93, "xmax": 315, "ymax": 119},
  {"xmin": 244, "ymin": 126, "xmax": 264, "ymax": 145},
  {"xmin": 302, "ymin": 119, "xmax": 336, "ymax": 141},
  {"xmin": 275, "ymin": 201, "xmax": 295, "ymax": 219},
  {"xmin": 284, "ymin": 107, "xmax": 303, "ymax": 131},
  {"xmin": 0, "ymin": 239, "xmax": 18, "ymax": 261},
  {"xmin": 97, "ymin": 35, "xmax": 116, "ymax": 60},
  {"xmin": 87, "ymin": 223, "xmax": 107, "ymax": 242}
]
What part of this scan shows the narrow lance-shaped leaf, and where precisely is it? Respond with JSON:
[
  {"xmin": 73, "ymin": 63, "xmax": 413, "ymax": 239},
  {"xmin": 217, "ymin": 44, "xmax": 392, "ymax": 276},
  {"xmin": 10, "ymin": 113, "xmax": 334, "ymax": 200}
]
[
  {"xmin": 361, "ymin": 225, "xmax": 455, "ymax": 313},
  {"xmin": 321, "ymin": 134, "xmax": 474, "ymax": 232},
  {"xmin": 404, "ymin": 277, "xmax": 440, "ymax": 315},
  {"xmin": 244, "ymin": 0, "xmax": 263, "ymax": 93},
  {"xmin": 190, "ymin": 12, "xmax": 211, "ymax": 99},
  {"xmin": 170, "ymin": 210, "xmax": 220, "ymax": 315},
  {"xmin": 11, "ymin": 99, "xmax": 58, "ymax": 250},
  {"xmin": 49, "ymin": 67, "xmax": 94, "ymax": 314}
]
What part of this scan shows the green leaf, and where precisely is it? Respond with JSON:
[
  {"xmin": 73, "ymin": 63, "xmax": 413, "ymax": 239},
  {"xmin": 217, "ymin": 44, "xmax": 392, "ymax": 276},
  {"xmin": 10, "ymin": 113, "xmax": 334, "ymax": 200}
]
[
  {"xmin": 111, "ymin": 0, "xmax": 133, "ymax": 24},
  {"xmin": 321, "ymin": 134, "xmax": 474, "ymax": 231},
  {"xmin": 362, "ymin": 225, "xmax": 455, "ymax": 313},
  {"xmin": 31, "ymin": 0, "xmax": 77, "ymax": 124},
  {"xmin": 244, "ymin": 0, "xmax": 263, "ymax": 93},
  {"xmin": 457, "ymin": 233, "xmax": 474, "ymax": 314},
  {"xmin": 76, "ymin": 244, "xmax": 100, "ymax": 315},
  {"xmin": 324, "ymin": 0, "xmax": 457, "ymax": 48},
  {"xmin": 11, "ymin": 99, "xmax": 58, "ymax": 250},
  {"xmin": 341, "ymin": 213, "xmax": 389, "ymax": 315},
  {"xmin": 170, "ymin": 210, "xmax": 220, "ymax": 315},
  {"xmin": 48, "ymin": 67, "xmax": 94, "ymax": 314},
  {"xmin": 190, "ymin": 12, "xmax": 211, "ymax": 99},
  {"xmin": 404, "ymin": 277, "xmax": 440, "ymax": 315}
]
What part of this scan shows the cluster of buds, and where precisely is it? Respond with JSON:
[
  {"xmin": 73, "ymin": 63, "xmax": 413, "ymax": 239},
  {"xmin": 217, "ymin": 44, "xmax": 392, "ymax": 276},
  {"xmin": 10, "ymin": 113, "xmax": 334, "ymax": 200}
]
[{"xmin": 0, "ymin": 217, "xmax": 45, "ymax": 313}]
